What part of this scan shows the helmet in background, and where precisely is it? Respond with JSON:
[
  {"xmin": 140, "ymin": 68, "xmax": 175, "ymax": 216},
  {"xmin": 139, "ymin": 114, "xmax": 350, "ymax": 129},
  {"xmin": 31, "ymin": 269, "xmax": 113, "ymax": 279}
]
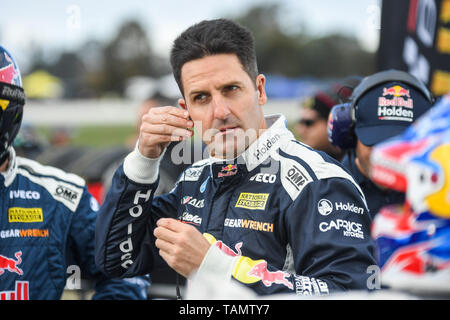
[
  {"xmin": 371, "ymin": 95, "xmax": 450, "ymax": 295},
  {"xmin": 0, "ymin": 45, "xmax": 26, "ymax": 164}
]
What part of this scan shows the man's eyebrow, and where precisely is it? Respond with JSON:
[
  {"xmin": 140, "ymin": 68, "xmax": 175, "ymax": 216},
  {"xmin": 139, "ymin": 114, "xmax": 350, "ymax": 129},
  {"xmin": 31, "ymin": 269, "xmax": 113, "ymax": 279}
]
[
  {"xmin": 187, "ymin": 81, "xmax": 245, "ymax": 98},
  {"xmin": 188, "ymin": 89, "xmax": 208, "ymax": 97},
  {"xmin": 218, "ymin": 80, "xmax": 245, "ymax": 89}
]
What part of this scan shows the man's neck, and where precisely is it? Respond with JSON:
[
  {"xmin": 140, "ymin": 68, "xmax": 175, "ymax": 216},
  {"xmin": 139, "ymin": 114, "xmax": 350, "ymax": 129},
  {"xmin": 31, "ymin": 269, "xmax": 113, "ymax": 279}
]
[{"xmin": 0, "ymin": 159, "xmax": 9, "ymax": 173}]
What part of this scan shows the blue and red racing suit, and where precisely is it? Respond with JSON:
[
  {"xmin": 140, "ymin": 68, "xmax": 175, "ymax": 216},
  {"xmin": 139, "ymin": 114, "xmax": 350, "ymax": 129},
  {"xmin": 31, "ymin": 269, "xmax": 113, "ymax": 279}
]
[
  {"xmin": 96, "ymin": 114, "xmax": 376, "ymax": 296},
  {"xmin": 0, "ymin": 148, "xmax": 149, "ymax": 300}
]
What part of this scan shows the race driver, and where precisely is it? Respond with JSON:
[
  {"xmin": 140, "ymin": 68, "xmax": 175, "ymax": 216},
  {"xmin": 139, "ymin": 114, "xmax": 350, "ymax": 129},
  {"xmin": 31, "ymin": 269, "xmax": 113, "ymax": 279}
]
[
  {"xmin": 0, "ymin": 46, "xmax": 149, "ymax": 300},
  {"xmin": 95, "ymin": 19, "xmax": 376, "ymax": 296}
]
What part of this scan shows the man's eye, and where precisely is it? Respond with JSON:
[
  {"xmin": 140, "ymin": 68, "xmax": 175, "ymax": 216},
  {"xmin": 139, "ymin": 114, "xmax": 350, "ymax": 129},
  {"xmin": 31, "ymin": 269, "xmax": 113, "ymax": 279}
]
[
  {"xmin": 225, "ymin": 85, "xmax": 239, "ymax": 92},
  {"xmin": 194, "ymin": 94, "xmax": 208, "ymax": 102}
]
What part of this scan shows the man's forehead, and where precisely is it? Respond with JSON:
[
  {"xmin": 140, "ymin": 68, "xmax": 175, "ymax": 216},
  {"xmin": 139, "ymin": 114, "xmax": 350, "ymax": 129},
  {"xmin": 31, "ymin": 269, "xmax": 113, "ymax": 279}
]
[{"xmin": 180, "ymin": 54, "xmax": 250, "ymax": 92}]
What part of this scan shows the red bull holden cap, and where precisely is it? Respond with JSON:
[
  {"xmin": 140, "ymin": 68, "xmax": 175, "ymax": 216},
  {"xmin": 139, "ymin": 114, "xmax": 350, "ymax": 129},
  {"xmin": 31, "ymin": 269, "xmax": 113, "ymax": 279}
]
[{"xmin": 354, "ymin": 81, "xmax": 433, "ymax": 146}]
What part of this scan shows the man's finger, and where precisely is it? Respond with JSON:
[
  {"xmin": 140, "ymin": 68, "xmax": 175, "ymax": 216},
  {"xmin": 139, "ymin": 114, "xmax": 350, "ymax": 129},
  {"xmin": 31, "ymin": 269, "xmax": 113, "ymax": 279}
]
[
  {"xmin": 141, "ymin": 122, "xmax": 193, "ymax": 138},
  {"xmin": 154, "ymin": 225, "xmax": 179, "ymax": 244},
  {"xmin": 156, "ymin": 218, "xmax": 187, "ymax": 232},
  {"xmin": 151, "ymin": 106, "xmax": 190, "ymax": 119}
]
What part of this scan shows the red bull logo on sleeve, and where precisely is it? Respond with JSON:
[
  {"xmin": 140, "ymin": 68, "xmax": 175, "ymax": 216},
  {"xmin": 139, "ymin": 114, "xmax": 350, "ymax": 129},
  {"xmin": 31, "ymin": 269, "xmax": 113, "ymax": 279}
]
[
  {"xmin": 203, "ymin": 233, "xmax": 294, "ymax": 290},
  {"xmin": 0, "ymin": 251, "xmax": 23, "ymax": 276},
  {"xmin": 246, "ymin": 261, "xmax": 293, "ymax": 289}
]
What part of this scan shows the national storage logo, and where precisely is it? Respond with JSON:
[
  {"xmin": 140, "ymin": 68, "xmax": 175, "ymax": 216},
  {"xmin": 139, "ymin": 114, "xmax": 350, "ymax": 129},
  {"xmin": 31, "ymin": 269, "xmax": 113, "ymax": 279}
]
[
  {"xmin": 8, "ymin": 207, "xmax": 43, "ymax": 223},
  {"xmin": 235, "ymin": 192, "xmax": 269, "ymax": 210}
]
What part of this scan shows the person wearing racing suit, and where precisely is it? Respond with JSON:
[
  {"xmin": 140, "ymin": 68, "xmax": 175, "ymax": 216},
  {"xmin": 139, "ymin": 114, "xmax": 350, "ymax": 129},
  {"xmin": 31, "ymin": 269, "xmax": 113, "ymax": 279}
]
[
  {"xmin": 95, "ymin": 19, "xmax": 376, "ymax": 296},
  {"xmin": 0, "ymin": 45, "xmax": 149, "ymax": 300}
]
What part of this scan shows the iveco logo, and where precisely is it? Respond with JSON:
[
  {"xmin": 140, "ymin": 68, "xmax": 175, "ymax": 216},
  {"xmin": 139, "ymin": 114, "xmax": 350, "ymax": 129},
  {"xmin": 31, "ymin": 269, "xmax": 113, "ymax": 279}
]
[{"xmin": 318, "ymin": 199, "xmax": 333, "ymax": 216}]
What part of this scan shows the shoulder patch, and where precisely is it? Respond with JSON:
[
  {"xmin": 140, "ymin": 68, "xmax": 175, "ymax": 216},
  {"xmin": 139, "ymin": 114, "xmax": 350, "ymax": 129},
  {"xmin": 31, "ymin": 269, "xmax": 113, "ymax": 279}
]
[
  {"xmin": 16, "ymin": 157, "xmax": 85, "ymax": 212},
  {"xmin": 278, "ymin": 141, "xmax": 366, "ymax": 202}
]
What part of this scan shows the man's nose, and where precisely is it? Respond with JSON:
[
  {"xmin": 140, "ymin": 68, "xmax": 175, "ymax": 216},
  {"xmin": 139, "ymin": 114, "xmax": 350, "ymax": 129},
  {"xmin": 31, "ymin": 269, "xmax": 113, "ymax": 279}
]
[{"xmin": 212, "ymin": 94, "xmax": 231, "ymax": 119}]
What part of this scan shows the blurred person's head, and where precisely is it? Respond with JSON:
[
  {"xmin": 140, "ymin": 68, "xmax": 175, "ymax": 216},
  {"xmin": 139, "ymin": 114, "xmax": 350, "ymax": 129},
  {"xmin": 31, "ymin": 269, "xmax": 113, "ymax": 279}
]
[
  {"xmin": 296, "ymin": 78, "xmax": 360, "ymax": 160},
  {"xmin": 328, "ymin": 70, "xmax": 434, "ymax": 181},
  {"xmin": 169, "ymin": 19, "xmax": 267, "ymax": 159},
  {"xmin": 0, "ymin": 46, "xmax": 26, "ymax": 170},
  {"xmin": 137, "ymin": 91, "xmax": 176, "ymax": 129}
]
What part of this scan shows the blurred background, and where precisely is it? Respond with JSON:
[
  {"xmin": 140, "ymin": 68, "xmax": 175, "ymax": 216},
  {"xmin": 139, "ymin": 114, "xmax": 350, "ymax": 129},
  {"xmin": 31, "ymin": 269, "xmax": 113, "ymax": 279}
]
[{"xmin": 2, "ymin": 0, "xmax": 448, "ymax": 299}]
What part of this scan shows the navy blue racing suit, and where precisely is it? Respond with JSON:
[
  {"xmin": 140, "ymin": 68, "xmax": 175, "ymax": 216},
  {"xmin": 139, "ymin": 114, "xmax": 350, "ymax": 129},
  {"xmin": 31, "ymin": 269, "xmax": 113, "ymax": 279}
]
[
  {"xmin": 96, "ymin": 114, "xmax": 376, "ymax": 296},
  {"xmin": 0, "ymin": 148, "xmax": 149, "ymax": 300}
]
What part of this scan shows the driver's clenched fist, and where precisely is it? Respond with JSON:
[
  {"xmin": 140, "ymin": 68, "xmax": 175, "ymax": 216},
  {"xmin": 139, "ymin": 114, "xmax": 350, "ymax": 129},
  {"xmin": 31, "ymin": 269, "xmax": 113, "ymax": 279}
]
[{"xmin": 138, "ymin": 106, "xmax": 193, "ymax": 159}]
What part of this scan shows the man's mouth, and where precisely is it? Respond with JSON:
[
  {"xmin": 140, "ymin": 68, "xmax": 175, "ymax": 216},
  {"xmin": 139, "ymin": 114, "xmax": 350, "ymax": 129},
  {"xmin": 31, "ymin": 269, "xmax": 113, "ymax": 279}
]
[{"xmin": 218, "ymin": 126, "xmax": 238, "ymax": 135}]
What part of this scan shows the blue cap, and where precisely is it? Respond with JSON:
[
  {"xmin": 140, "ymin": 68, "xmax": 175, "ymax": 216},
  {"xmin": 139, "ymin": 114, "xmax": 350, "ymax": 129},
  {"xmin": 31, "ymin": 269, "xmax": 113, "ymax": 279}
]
[{"xmin": 354, "ymin": 81, "xmax": 433, "ymax": 146}]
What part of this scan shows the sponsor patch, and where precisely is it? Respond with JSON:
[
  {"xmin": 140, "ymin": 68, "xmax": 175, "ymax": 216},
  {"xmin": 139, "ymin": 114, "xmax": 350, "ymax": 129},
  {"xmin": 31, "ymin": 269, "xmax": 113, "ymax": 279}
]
[
  {"xmin": 253, "ymin": 134, "xmax": 280, "ymax": 161},
  {"xmin": 378, "ymin": 85, "xmax": 414, "ymax": 122},
  {"xmin": 54, "ymin": 185, "xmax": 79, "ymax": 204},
  {"xmin": 8, "ymin": 208, "xmax": 43, "ymax": 223},
  {"xmin": 181, "ymin": 196, "xmax": 205, "ymax": 208},
  {"xmin": 249, "ymin": 173, "xmax": 276, "ymax": 184},
  {"xmin": 285, "ymin": 165, "xmax": 310, "ymax": 191},
  {"xmin": 317, "ymin": 199, "xmax": 333, "ymax": 216},
  {"xmin": 319, "ymin": 219, "xmax": 364, "ymax": 239},
  {"xmin": 0, "ymin": 229, "xmax": 49, "ymax": 239},
  {"xmin": 218, "ymin": 164, "xmax": 238, "ymax": 178},
  {"xmin": 179, "ymin": 212, "xmax": 202, "ymax": 226},
  {"xmin": 235, "ymin": 193, "xmax": 269, "ymax": 210},
  {"xmin": 224, "ymin": 218, "xmax": 274, "ymax": 233}
]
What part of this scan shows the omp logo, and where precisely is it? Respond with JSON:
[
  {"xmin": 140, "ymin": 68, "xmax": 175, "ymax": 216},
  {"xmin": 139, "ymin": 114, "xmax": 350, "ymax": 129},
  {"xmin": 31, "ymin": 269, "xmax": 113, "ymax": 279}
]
[
  {"xmin": 318, "ymin": 199, "xmax": 333, "ymax": 216},
  {"xmin": 54, "ymin": 185, "xmax": 79, "ymax": 203},
  {"xmin": 235, "ymin": 193, "xmax": 269, "ymax": 211},
  {"xmin": 8, "ymin": 208, "xmax": 43, "ymax": 223},
  {"xmin": 285, "ymin": 165, "xmax": 309, "ymax": 191}
]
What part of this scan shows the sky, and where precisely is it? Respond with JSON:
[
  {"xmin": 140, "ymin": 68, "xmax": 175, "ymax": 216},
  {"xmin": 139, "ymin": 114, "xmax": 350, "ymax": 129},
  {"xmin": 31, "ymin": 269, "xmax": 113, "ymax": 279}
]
[{"xmin": 0, "ymin": 0, "xmax": 381, "ymax": 72}]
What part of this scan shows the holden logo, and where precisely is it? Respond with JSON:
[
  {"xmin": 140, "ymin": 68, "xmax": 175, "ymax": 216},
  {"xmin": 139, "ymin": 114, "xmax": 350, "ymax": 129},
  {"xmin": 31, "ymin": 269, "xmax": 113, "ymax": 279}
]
[{"xmin": 318, "ymin": 199, "xmax": 333, "ymax": 216}]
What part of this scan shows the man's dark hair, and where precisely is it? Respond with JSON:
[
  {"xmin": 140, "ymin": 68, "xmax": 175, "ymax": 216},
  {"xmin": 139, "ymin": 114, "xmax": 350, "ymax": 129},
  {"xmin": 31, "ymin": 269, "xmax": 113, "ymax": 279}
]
[{"xmin": 170, "ymin": 19, "xmax": 258, "ymax": 95}]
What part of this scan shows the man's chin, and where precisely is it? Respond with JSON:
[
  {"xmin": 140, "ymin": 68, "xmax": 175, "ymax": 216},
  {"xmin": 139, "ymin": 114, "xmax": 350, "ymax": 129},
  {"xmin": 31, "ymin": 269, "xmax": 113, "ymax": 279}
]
[{"xmin": 208, "ymin": 142, "xmax": 247, "ymax": 160}]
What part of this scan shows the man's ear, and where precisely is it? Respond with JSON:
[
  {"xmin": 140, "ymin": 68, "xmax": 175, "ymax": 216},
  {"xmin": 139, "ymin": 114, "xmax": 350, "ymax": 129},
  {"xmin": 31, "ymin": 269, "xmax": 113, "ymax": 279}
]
[
  {"xmin": 178, "ymin": 98, "xmax": 187, "ymax": 110},
  {"xmin": 256, "ymin": 74, "xmax": 267, "ymax": 106}
]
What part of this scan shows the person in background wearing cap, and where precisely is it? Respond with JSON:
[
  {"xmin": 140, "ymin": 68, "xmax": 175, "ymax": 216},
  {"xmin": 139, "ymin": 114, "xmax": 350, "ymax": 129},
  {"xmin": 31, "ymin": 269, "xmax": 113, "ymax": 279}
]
[
  {"xmin": 296, "ymin": 78, "xmax": 360, "ymax": 161},
  {"xmin": 328, "ymin": 70, "xmax": 434, "ymax": 219}
]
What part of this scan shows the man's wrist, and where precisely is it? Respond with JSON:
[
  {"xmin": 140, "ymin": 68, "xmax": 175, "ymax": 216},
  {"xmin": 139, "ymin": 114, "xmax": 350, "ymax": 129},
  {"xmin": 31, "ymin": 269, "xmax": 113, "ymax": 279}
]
[
  {"xmin": 123, "ymin": 144, "xmax": 166, "ymax": 184},
  {"xmin": 195, "ymin": 244, "xmax": 239, "ymax": 282}
]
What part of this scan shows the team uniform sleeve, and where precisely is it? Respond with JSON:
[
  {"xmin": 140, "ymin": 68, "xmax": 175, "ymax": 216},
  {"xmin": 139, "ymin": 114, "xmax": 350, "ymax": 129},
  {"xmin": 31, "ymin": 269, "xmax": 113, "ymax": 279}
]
[
  {"xmin": 195, "ymin": 177, "xmax": 376, "ymax": 296},
  {"xmin": 95, "ymin": 148, "xmax": 180, "ymax": 279},
  {"xmin": 284, "ymin": 177, "xmax": 377, "ymax": 294},
  {"xmin": 70, "ymin": 185, "xmax": 151, "ymax": 299}
]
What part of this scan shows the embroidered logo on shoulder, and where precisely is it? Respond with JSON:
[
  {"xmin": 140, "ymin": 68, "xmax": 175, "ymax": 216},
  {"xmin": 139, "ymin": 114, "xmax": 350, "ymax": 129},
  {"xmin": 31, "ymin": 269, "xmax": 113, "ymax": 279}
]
[
  {"xmin": 235, "ymin": 192, "xmax": 269, "ymax": 210},
  {"xmin": 318, "ymin": 199, "xmax": 333, "ymax": 216},
  {"xmin": 285, "ymin": 165, "xmax": 310, "ymax": 191},
  {"xmin": 54, "ymin": 185, "xmax": 80, "ymax": 204}
]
